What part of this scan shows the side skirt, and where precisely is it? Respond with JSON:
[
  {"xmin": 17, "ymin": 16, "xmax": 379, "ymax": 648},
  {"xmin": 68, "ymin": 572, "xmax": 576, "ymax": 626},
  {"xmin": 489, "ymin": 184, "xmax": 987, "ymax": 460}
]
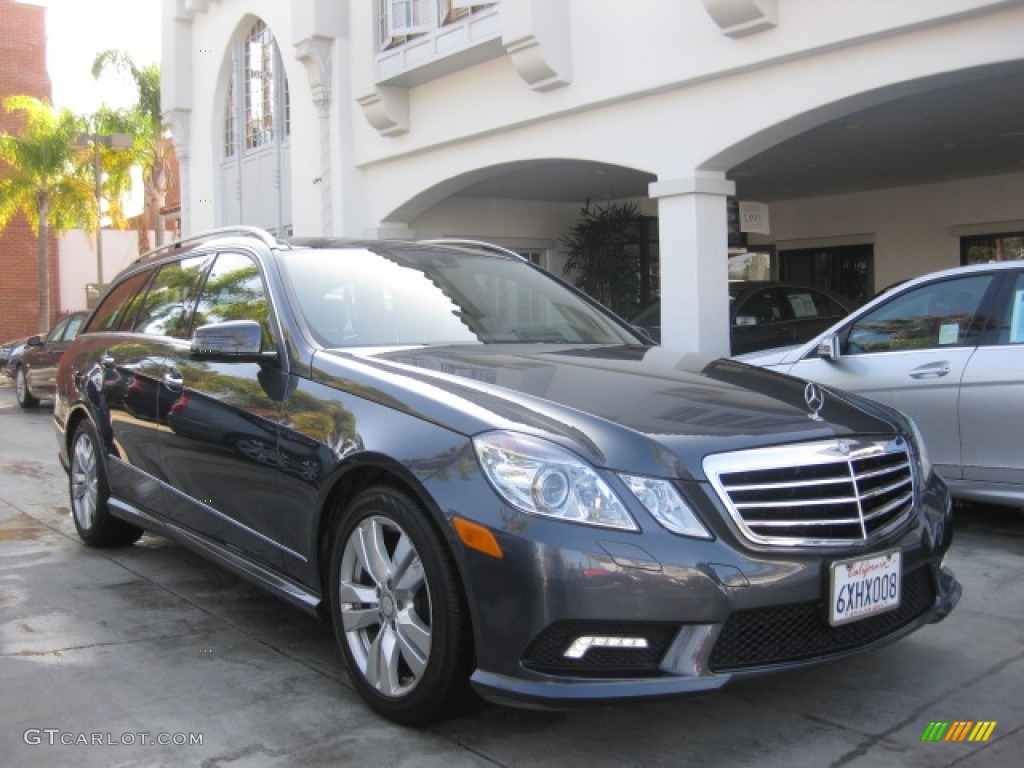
[{"xmin": 108, "ymin": 497, "xmax": 324, "ymax": 618}]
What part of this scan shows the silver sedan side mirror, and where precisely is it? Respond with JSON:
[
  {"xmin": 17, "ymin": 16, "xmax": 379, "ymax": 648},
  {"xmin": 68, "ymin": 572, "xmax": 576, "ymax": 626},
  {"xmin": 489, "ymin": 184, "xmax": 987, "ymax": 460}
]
[{"xmin": 817, "ymin": 334, "xmax": 841, "ymax": 361}]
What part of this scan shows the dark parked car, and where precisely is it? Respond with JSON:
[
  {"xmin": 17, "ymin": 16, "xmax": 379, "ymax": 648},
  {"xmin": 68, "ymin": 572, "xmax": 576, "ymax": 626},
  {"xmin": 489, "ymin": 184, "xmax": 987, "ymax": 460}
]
[
  {"xmin": 738, "ymin": 260, "xmax": 1024, "ymax": 508},
  {"xmin": 55, "ymin": 228, "xmax": 959, "ymax": 726},
  {"xmin": 634, "ymin": 281, "xmax": 855, "ymax": 354},
  {"xmin": 12, "ymin": 311, "xmax": 88, "ymax": 407},
  {"xmin": 1, "ymin": 336, "xmax": 30, "ymax": 379}
]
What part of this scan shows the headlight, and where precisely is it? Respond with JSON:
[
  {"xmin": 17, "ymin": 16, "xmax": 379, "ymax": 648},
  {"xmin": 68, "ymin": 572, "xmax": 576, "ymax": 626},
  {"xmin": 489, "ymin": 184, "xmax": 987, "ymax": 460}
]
[
  {"xmin": 619, "ymin": 475, "xmax": 712, "ymax": 539},
  {"xmin": 473, "ymin": 432, "xmax": 638, "ymax": 531}
]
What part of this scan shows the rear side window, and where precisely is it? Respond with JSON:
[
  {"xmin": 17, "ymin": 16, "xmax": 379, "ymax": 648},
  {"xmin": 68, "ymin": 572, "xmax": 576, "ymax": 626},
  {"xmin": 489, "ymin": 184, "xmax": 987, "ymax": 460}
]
[
  {"xmin": 88, "ymin": 271, "xmax": 153, "ymax": 332},
  {"xmin": 999, "ymin": 271, "xmax": 1024, "ymax": 345},
  {"xmin": 132, "ymin": 256, "xmax": 210, "ymax": 338}
]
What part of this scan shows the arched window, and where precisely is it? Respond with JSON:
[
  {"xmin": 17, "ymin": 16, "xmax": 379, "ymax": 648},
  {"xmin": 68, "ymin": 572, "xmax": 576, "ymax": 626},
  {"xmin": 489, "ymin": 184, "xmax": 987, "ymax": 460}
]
[
  {"xmin": 245, "ymin": 20, "xmax": 275, "ymax": 149},
  {"xmin": 219, "ymin": 19, "xmax": 292, "ymax": 233},
  {"xmin": 223, "ymin": 20, "xmax": 290, "ymax": 158},
  {"xmin": 223, "ymin": 77, "xmax": 236, "ymax": 157}
]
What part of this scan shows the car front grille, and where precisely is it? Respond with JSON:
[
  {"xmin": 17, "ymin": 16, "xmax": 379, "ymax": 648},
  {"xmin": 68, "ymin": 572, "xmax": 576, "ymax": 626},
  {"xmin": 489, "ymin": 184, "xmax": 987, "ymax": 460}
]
[
  {"xmin": 704, "ymin": 437, "xmax": 915, "ymax": 546},
  {"xmin": 708, "ymin": 565, "xmax": 936, "ymax": 672}
]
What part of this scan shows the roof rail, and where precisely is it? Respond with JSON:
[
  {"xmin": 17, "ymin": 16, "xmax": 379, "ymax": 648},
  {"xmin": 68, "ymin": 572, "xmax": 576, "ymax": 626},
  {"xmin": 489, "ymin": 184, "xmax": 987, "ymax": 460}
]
[
  {"xmin": 420, "ymin": 238, "xmax": 528, "ymax": 261},
  {"xmin": 136, "ymin": 226, "xmax": 281, "ymax": 263}
]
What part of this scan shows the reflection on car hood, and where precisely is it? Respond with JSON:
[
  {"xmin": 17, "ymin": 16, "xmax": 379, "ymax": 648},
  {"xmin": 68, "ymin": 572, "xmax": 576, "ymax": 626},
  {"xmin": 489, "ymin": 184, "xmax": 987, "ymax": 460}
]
[
  {"xmin": 316, "ymin": 344, "xmax": 898, "ymax": 479},
  {"xmin": 732, "ymin": 343, "xmax": 803, "ymax": 366}
]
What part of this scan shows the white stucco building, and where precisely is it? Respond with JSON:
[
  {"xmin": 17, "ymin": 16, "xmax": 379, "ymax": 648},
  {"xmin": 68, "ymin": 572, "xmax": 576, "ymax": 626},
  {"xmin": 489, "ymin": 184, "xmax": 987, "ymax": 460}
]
[{"xmin": 161, "ymin": 0, "xmax": 1024, "ymax": 355}]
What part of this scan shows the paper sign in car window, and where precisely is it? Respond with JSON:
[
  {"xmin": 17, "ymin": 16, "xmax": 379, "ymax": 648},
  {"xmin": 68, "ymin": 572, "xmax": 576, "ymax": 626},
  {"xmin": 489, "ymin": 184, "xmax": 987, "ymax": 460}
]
[
  {"xmin": 788, "ymin": 293, "xmax": 816, "ymax": 318},
  {"xmin": 938, "ymin": 323, "xmax": 960, "ymax": 345}
]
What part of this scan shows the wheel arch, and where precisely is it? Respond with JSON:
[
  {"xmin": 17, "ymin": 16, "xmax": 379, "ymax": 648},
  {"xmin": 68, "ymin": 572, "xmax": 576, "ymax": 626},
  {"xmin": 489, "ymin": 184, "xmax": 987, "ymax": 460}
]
[{"xmin": 313, "ymin": 456, "xmax": 472, "ymax": 624}]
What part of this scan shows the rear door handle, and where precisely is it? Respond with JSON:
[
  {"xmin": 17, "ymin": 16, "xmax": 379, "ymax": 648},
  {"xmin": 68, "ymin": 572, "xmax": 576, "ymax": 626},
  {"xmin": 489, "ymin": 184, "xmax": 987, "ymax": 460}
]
[{"xmin": 909, "ymin": 362, "xmax": 950, "ymax": 379}]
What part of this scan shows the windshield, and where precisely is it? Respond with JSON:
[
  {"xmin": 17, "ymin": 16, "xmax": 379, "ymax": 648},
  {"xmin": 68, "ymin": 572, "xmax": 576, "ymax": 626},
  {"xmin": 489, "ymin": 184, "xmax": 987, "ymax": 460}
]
[{"xmin": 280, "ymin": 244, "xmax": 640, "ymax": 347}]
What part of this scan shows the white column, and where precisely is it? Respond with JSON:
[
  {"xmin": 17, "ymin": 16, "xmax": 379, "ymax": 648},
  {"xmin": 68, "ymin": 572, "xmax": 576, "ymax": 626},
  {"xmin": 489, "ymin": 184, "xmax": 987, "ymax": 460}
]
[{"xmin": 649, "ymin": 172, "xmax": 735, "ymax": 357}]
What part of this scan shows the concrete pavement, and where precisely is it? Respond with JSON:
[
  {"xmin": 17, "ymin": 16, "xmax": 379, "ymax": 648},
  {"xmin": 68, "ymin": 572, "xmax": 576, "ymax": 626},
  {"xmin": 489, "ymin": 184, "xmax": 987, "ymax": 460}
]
[{"xmin": 0, "ymin": 380, "xmax": 1021, "ymax": 767}]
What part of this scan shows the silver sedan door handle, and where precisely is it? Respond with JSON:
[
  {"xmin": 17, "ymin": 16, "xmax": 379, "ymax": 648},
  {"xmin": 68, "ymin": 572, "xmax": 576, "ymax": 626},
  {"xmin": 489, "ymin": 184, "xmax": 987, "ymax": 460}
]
[{"xmin": 909, "ymin": 362, "xmax": 950, "ymax": 379}]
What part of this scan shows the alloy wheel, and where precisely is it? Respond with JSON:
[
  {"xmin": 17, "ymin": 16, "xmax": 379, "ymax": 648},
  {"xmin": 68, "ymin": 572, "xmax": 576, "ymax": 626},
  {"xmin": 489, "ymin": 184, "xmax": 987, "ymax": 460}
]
[
  {"xmin": 70, "ymin": 431, "xmax": 99, "ymax": 532},
  {"xmin": 337, "ymin": 514, "xmax": 432, "ymax": 698}
]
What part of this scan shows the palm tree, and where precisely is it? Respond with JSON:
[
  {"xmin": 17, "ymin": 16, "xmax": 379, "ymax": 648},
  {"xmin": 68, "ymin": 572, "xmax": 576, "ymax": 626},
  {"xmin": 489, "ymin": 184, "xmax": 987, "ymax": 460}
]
[
  {"xmin": 92, "ymin": 50, "xmax": 169, "ymax": 248},
  {"xmin": 89, "ymin": 104, "xmax": 147, "ymax": 231},
  {"xmin": 0, "ymin": 96, "xmax": 94, "ymax": 332}
]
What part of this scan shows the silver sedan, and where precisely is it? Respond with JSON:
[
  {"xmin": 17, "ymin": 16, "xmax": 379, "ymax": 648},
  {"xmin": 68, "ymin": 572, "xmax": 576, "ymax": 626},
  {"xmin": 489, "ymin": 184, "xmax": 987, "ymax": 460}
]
[{"xmin": 738, "ymin": 260, "xmax": 1024, "ymax": 508}]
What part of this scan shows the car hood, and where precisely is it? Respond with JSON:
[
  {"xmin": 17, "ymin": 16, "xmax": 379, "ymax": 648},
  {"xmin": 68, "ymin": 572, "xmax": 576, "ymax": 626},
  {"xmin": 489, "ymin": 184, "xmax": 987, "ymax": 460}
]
[
  {"xmin": 313, "ymin": 344, "xmax": 899, "ymax": 480},
  {"xmin": 732, "ymin": 343, "xmax": 804, "ymax": 367}
]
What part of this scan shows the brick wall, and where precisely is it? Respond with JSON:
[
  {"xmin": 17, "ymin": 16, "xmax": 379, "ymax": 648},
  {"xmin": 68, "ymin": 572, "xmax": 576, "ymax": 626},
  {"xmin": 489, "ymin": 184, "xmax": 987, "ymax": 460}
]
[{"xmin": 0, "ymin": 0, "xmax": 56, "ymax": 340}]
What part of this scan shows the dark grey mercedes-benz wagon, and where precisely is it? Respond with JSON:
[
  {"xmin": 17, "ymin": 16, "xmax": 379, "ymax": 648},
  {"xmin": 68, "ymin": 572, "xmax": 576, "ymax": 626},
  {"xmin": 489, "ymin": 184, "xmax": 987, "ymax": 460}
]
[{"xmin": 54, "ymin": 228, "xmax": 960, "ymax": 725}]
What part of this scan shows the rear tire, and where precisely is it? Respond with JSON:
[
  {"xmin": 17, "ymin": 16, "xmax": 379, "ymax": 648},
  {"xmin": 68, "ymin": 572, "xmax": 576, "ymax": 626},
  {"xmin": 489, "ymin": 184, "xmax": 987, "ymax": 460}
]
[
  {"xmin": 69, "ymin": 421, "xmax": 144, "ymax": 547},
  {"xmin": 15, "ymin": 366, "xmax": 39, "ymax": 408},
  {"xmin": 328, "ymin": 485, "xmax": 474, "ymax": 726}
]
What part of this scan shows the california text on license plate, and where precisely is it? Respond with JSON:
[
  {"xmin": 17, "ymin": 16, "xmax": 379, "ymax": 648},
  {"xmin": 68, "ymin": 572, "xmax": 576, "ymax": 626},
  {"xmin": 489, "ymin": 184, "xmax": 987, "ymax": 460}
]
[{"xmin": 829, "ymin": 550, "xmax": 901, "ymax": 627}]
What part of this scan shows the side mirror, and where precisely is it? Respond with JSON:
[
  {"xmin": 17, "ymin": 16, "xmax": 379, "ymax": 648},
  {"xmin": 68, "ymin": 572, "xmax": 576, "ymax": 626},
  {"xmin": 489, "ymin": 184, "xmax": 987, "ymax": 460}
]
[
  {"xmin": 817, "ymin": 333, "xmax": 841, "ymax": 361},
  {"xmin": 26, "ymin": 335, "xmax": 44, "ymax": 347},
  {"xmin": 191, "ymin": 320, "xmax": 277, "ymax": 364}
]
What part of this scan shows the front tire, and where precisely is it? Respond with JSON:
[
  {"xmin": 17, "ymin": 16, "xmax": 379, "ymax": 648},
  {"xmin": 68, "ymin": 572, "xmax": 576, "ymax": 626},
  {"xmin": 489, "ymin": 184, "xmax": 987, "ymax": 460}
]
[
  {"xmin": 329, "ymin": 485, "xmax": 473, "ymax": 726},
  {"xmin": 15, "ymin": 366, "xmax": 39, "ymax": 408},
  {"xmin": 69, "ymin": 421, "xmax": 144, "ymax": 547}
]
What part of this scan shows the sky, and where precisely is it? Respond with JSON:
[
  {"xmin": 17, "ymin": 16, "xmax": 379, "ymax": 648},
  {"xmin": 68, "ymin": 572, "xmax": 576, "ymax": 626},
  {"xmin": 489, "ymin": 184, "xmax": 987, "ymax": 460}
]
[{"xmin": 25, "ymin": 0, "xmax": 163, "ymax": 115}]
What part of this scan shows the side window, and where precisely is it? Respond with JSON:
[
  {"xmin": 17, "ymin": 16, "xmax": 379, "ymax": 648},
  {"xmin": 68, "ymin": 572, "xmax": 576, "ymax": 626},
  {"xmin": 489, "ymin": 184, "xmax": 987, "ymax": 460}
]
[
  {"xmin": 845, "ymin": 275, "xmax": 994, "ymax": 354},
  {"xmin": 194, "ymin": 252, "xmax": 273, "ymax": 348},
  {"xmin": 998, "ymin": 271, "xmax": 1024, "ymax": 345},
  {"xmin": 785, "ymin": 288, "xmax": 845, "ymax": 319},
  {"xmin": 132, "ymin": 256, "xmax": 210, "ymax": 338},
  {"xmin": 62, "ymin": 314, "xmax": 85, "ymax": 342},
  {"xmin": 736, "ymin": 288, "xmax": 785, "ymax": 326},
  {"xmin": 44, "ymin": 316, "xmax": 71, "ymax": 344},
  {"xmin": 88, "ymin": 271, "xmax": 153, "ymax": 332}
]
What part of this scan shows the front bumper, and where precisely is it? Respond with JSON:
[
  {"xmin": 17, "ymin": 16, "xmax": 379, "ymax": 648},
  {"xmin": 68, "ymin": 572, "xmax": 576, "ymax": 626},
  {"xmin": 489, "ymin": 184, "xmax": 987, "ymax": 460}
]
[
  {"xmin": 469, "ymin": 562, "xmax": 960, "ymax": 709},
  {"xmin": 430, "ymin": 468, "xmax": 960, "ymax": 710}
]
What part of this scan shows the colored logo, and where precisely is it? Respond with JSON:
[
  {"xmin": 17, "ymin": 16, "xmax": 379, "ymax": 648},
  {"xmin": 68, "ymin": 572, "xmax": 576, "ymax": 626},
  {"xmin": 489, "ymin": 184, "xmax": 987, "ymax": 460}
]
[{"xmin": 921, "ymin": 721, "xmax": 997, "ymax": 742}]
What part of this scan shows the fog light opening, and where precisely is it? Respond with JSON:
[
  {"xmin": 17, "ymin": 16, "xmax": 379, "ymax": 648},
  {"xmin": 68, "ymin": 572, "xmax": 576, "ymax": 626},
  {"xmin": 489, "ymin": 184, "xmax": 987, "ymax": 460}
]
[{"xmin": 563, "ymin": 635, "xmax": 650, "ymax": 659}]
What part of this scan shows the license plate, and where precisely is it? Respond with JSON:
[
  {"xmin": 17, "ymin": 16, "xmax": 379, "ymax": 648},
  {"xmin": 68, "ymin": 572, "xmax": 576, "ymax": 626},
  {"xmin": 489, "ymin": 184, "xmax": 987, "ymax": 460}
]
[{"xmin": 829, "ymin": 550, "xmax": 901, "ymax": 627}]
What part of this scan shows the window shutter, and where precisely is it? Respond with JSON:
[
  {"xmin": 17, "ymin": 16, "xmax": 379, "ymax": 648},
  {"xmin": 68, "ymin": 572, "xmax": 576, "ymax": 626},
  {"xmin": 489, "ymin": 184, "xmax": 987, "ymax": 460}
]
[{"xmin": 388, "ymin": 0, "xmax": 437, "ymax": 36}]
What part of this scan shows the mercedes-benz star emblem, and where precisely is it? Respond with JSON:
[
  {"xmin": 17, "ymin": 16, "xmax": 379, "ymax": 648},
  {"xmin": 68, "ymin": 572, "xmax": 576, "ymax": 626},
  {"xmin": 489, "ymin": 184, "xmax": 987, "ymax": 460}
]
[{"xmin": 804, "ymin": 382, "xmax": 825, "ymax": 421}]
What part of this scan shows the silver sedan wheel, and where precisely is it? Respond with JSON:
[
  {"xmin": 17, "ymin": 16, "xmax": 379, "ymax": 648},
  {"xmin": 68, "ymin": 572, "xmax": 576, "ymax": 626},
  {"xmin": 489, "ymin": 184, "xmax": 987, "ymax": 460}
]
[
  {"xmin": 338, "ymin": 515, "xmax": 432, "ymax": 698},
  {"xmin": 70, "ymin": 431, "xmax": 99, "ymax": 531}
]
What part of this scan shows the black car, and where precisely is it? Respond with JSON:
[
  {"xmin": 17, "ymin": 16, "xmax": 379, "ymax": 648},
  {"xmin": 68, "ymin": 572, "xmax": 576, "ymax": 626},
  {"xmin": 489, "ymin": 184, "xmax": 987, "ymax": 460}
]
[
  {"xmin": 633, "ymin": 281, "xmax": 855, "ymax": 354},
  {"xmin": 12, "ymin": 311, "xmax": 89, "ymax": 408},
  {"xmin": 54, "ymin": 228, "xmax": 959, "ymax": 726},
  {"xmin": 1, "ymin": 336, "xmax": 29, "ymax": 378}
]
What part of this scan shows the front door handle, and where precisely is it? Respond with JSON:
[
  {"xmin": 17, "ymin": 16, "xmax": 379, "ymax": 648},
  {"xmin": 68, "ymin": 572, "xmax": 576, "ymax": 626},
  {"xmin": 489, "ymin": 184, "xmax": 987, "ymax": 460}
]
[
  {"xmin": 909, "ymin": 362, "xmax": 950, "ymax": 379},
  {"xmin": 162, "ymin": 369, "xmax": 185, "ymax": 391}
]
